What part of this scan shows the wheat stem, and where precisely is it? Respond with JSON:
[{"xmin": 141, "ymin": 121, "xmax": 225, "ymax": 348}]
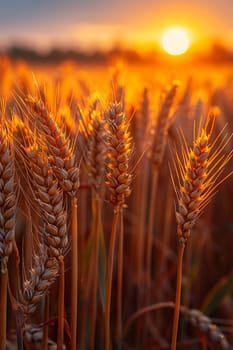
[
  {"xmin": 71, "ymin": 196, "xmax": 78, "ymax": 350},
  {"xmin": 171, "ymin": 240, "xmax": 185, "ymax": 350},
  {"xmin": 145, "ymin": 168, "xmax": 159, "ymax": 285},
  {"xmin": 15, "ymin": 308, "xmax": 24, "ymax": 350},
  {"xmin": 136, "ymin": 160, "xmax": 149, "ymax": 288},
  {"xmin": 105, "ymin": 209, "xmax": 119, "ymax": 350},
  {"xmin": 90, "ymin": 193, "xmax": 101, "ymax": 350},
  {"xmin": 156, "ymin": 179, "xmax": 173, "ymax": 287},
  {"xmin": 42, "ymin": 293, "xmax": 50, "ymax": 350},
  {"xmin": 0, "ymin": 269, "xmax": 8, "ymax": 350},
  {"xmin": 135, "ymin": 159, "xmax": 150, "ymax": 347},
  {"xmin": 116, "ymin": 208, "xmax": 124, "ymax": 348},
  {"xmin": 57, "ymin": 255, "xmax": 65, "ymax": 350}
]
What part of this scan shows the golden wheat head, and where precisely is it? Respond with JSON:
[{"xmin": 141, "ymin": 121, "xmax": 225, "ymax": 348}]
[{"xmin": 171, "ymin": 111, "xmax": 233, "ymax": 243}]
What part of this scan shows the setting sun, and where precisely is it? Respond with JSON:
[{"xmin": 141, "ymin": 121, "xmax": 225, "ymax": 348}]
[{"xmin": 162, "ymin": 27, "xmax": 190, "ymax": 56}]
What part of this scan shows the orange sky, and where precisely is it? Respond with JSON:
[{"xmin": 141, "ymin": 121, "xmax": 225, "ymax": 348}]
[{"xmin": 0, "ymin": 0, "xmax": 233, "ymax": 52}]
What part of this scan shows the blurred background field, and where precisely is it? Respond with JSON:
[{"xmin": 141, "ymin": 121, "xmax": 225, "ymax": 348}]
[{"xmin": 1, "ymin": 0, "xmax": 233, "ymax": 349}]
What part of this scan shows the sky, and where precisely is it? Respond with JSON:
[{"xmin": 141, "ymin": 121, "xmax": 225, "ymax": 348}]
[{"xmin": 0, "ymin": 0, "xmax": 233, "ymax": 51}]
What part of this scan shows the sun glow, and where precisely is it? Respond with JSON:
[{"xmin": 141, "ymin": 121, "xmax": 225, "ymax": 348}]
[{"xmin": 162, "ymin": 27, "xmax": 190, "ymax": 56}]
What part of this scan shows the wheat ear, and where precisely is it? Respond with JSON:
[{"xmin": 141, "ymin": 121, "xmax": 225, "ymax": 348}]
[
  {"xmin": 80, "ymin": 108, "xmax": 106, "ymax": 193},
  {"xmin": 24, "ymin": 325, "xmax": 66, "ymax": 349},
  {"xmin": 149, "ymin": 82, "xmax": 179, "ymax": 168},
  {"xmin": 26, "ymin": 96, "xmax": 79, "ymax": 196},
  {"xmin": 25, "ymin": 145, "xmax": 68, "ymax": 258},
  {"xmin": 185, "ymin": 308, "xmax": 230, "ymax": 349},
  {"xmin": 123, "ymin": 302, "xmax": 230, "ymax": 349},
  {"xmin": 18, "ymin": 141, "xmax": 67, "ymax": 314},
  {"xmin": 20, "ymin": 245, "xmax": 59, "ymax": 315}
]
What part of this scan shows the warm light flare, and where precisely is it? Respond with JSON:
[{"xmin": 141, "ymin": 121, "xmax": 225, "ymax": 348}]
[{"xmin": 162, "ymin": 27, "xmax": 190, "ymax": 56}]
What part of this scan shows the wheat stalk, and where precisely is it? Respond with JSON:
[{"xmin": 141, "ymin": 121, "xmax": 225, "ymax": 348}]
[
  {"xmin": 27, "ymin": 146, "xmax": 67, "ymax": 350},
  {"xmin": 80, "ymin": 104, "xmax": 107, "ymax": 349},
  {"xmin": 170, "ymin": 112, "xmax": 233, "ymax": 350},
  {"xmin": 0, "ymin": 104, "xmax": 16, "ymax": 349},
  {"xmin": 145, "ymin": 82, "xmax": 178, "ymax": 286},
  {"xmin": 25, "ymin": 95, "xmax": 80, "ymax": 349},
  {"xmin": 13, "ymin": 117, "xmax": 63, "ymax": 346},
  {"xmin": 105, "ymin": 101, "xmax": 132, "ymax": 349}
]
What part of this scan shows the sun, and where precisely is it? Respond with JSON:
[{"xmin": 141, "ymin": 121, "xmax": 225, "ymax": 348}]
[{"xmin": 162, "ymin": 27, "xmax": 190, "ymax": 56}]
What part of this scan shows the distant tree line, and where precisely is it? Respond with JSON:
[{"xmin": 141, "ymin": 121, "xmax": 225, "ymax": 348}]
[{"xmin": 1, "ymin": 42, "xmax": 232, "ymax": 64}]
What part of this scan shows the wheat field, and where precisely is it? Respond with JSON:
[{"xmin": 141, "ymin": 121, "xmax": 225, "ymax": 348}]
[{"xmin": 1, "ymin": 56, "xmax": 233, "ymax": 350}]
